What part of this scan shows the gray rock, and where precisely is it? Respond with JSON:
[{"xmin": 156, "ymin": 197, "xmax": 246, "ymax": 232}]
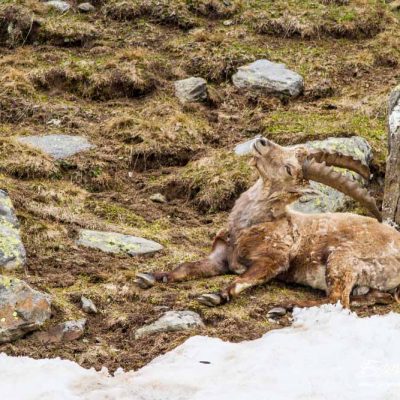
[
  {"xmin": 77, "ymin": 229, "xmax": 163, "ymax": 256},
  {"xmin": 232, "ymin": 59, "xmax": 304, "ymax": 98},
  {"xmin": 135, "ymin": 310, "xmax": 204, "ymax": 339},
  {"xmin": 81, "ymin": 296, "xmax": 97, "ymax": 314},
  {"xmin": 383, "ymin": 85, "xmax": 400, "ymax": 225},
  {"xmin": 150, "ymin": 193, "xmax": 167, "ymax": 204},
  {"xmin": 235, "ymin": 136, "xmax": 372, "ymax": 214},
  {"xmin": 0, "ymin": 190, "xmax": 26, "ymax": 270},
  {"xmin": 292, "ymin": 137, "xmax": 372, "ymax": 214},
  {"xmin": 45, "ymin": 0, "xmax": 71, "ymax": 12},
  {"xmin": 0, "ymin": 276, "xmax": 51, "ymax": 343},
  {"xmin": 174, "ymin": 77, "xmax": 208, "ymax": 103},
  {"xmin": 352, "ymin": 286, "xmax": 370, "ymax": 296},
  {"xmin": 267, "ymin": 307, "xmax": 287, "ymax": 318},
  {"xmin": 17, "ymin": 134, "xmax": 94, "ymax": 160},
  {"xmin": 34, "ymin": 319, "xmax": 86, "ymax": 343},
  {"xmin": 77, "ymin": 2, "xmax": 95, "ymax": 12}
]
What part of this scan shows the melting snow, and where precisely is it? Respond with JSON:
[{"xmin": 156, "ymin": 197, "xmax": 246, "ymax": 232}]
[{"xmin": 2, "ymin": 304, "xmax": 400, "ymax": 400}]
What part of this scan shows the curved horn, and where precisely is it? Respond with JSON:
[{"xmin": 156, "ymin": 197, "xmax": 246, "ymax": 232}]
[
  {"xmin": 307, "ymin": 149, "xmax": 371, "ymax": 181},
  {"xmin": 302, "ymin": 159, "xmax": 382, "ymax": 222}
]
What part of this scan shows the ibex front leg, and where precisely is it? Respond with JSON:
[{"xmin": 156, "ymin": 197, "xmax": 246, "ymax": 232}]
[
  {"xmin": 135, "ymin": 229, "xmax": 230, "ymax": 289},
  {"xmin": 197, "ymin": 253, "xmax": 290, "ymax": 306}
]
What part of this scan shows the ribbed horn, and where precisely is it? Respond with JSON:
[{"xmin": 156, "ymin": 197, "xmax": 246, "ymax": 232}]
[
  {"xmin": 307, "ymin": 149, "xmax": 371, "ymax": 180},
  {"xmin": 302, "ymin": 159, "xmax": 382, "ymax": 222}
]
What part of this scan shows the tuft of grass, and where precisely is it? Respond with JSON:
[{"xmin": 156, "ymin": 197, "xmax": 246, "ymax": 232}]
[
  {"xmin": 38, "ymin": 16, "xmax": 98, "ymax": 47},
  {"xmin": 103, "ymin": 0, "xmax": 198, "ymax": 30},
  {"xmin": 246, "ymin": 0, "xmax": 391, "ymax": 39},
  {"xmin": 160, "ymin": 149, "xmax": 254, "ymax": 213},
  {"xmin": 186, "ymin": 0, "xmax": 242, "ymax": 18},
  {"xmin": 31, "ymin": 58, "xmax": 157, "ymax": 100},
  {"xmin": 117, "ymin": 96, "xmax": 213, "ymax": 170},
  {"xmin": 0, "ymin": 138, "xmax": 58, "ymax": 179},
  {"xmin": 0, "ymin": 4, "xmax": 40, "ymax": 48}
]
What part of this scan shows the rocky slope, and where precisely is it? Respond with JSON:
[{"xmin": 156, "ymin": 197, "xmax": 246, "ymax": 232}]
[{"xmin": 0, "ymin": 0, "xmax": 400, "ymax": 372}]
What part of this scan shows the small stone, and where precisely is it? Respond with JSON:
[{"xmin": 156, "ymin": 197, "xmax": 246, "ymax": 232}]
[
  {"xmin": 34, "ymin": 319, "xmax": 86, "ymax": 344},
  {"xmin": 135, "ymin": 310, "xmax": 204, "ymax": 339},
  {"xmin": 267, "ymin": 307, "xmax": 287, "ymax": 319},
  {"xmin": 352, "ymin": 286, "xmax": 370, "ymax": 296},
  {"xmin": 174, "ymin": 77, "xmax": 208, "ymax": 104},
  {"xmin": 0, "ymin": 276, "xmax": 51, "ymax": 343},
  {"xmin": 77, "ymin": 2, "xmax": 95, "ymax": 12},
  {"xmin": 232, "ymin": 59, "xmax": 304, "ymax": 98},
  {"xmin": 81, "ymin": 296, "xmax": 97, "ymax": 314},
  {"xmin": 77, "ymin": 229, "xmax": 163, "ymax": 256},
  {"xmin": 45, "ymin": 0, "xmax": 71, "ymax": 12},
  {"xmin": 223, "ymin": 19, "xmax": 234, "ymax": 26},
  {"xmin": 150, "ymin": 193, "xmax": 167, "ymax": 204},
  {"xmin": 16, "ymin": 134, "xmax": 94, "ymax": 160},
  {"xmin": 47, "ymin": 119, "xmax": 62, "ymax": 127}
]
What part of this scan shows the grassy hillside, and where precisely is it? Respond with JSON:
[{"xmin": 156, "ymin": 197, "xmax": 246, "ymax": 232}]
[{"xmin": 1, "ymin": 0, "xmax": 399, "ymax": 371}]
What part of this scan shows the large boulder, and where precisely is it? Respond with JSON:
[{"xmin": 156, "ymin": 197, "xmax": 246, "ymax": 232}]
[
  {"xmin": 232, "ymin": 59, "xmax": 304, "ymax": 98},
  {"xmin": 0, "ymin": 190, "xmax": 26, "ymax": 270},
  {"xmin": 17, "ymin": 134, "xmax": 94, "ymax": 160},
  {"xmin": 0, "ymin": 276, "xmax": 51, "ymax": 343},
  {"xmin": 135, "ymin": 310, "xmax": 204, "ymax": 339},
  {"xmin": 383, "ymin": 85, "xmax": 400, "ymax": 225},
  {"xmin": 77, "ymin": 229, "xmax": 163, "ymax": 256},
  {"xmin": 174, "ymin": 77, "xmax": 208, "ymax": 104},
  {"xmin": 235, "ymin": 136, "xmax": 372, "ymax": 214}
]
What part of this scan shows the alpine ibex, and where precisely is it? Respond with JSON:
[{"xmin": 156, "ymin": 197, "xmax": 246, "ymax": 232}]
[{"xmin": 136, "ymin": 138, "xmax": 400, "ymax": 308}]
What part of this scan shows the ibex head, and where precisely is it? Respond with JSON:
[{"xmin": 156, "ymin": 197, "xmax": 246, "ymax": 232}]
[{"xmin": 251, "ymin": 137, "xmax": 382, "ymax": 221}]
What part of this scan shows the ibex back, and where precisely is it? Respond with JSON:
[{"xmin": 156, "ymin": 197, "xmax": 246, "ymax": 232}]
[{"xmin": 136, "ymin": 137, "xmax": 400, "ymax": 309}]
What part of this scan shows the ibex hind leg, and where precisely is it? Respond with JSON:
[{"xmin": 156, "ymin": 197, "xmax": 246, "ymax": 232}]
[
  {"xmin": 135, "ymin": 230, "xmax": 230, "ymax": 289},
  {"xmin": 280, "ymin": 253, "xmax": 358, "ymax": 310}
]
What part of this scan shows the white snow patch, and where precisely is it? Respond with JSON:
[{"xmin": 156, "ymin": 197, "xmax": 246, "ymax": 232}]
[{"xmin": 3, "ymin": 304, "xmax": 400, "ymax": 399}]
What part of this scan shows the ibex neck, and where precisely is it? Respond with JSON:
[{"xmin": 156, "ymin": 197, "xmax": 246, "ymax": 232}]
[{"xmin": 229, "ymin": 179, "xmax": 297, "ymax": 234}]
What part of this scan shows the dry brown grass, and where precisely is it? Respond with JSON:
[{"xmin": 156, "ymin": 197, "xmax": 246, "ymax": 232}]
[
  {"xmin": 187, "ymin": 0, "xmax": 242, "ymax": 18},
  {"xmin": 31, "ymin": 63, "xmax": 157, "ymax": 100},
  {"xmin": 160, "ymin": 149, "xmax": 254, "ymax": 212},
  {"xmin": 0, "ymin": 4, "xmax": 40, "ymax": 47},
  {"xmin": 253, "ymin": 11, "xmax": 388, "ymax": 39},
  {"xmin": 105, "ymin": 96, "xmax": 214, "ymax": 170},
  {"xmin": 103, "ymin": 0, "xmax": 198, "ymax": 29},
  {"xmin": 38, "ymin": 17, "xmax": 98, "ymax": 47},
  {"xmin": 0, "ymin": 66, "xmax": 37, "ymax": 123},
  {"xmin": 0, "ymin": 138, "xmax": 58, "ymax": 179}
]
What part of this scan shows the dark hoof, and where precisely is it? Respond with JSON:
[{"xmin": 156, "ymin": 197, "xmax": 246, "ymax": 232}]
[
  {"xmin": 134, "ymin": 273, "xmax": 156, "ymax": 289},
  {"xmin": 197, "ymin": 293, "xmax": 223, "ymax": 307}
]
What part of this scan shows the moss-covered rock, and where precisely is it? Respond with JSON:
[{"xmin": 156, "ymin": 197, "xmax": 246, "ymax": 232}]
[
  {"xmin": 0, "ymin": 276, "xmax": 51, "ymax": 343},
  {"xmin": 76, "ymin": 229, "xmax": 163, "ymax": 255},
  {"xmin": 0, "ymin": 190, "xmax": 25, "ymax": 270}
]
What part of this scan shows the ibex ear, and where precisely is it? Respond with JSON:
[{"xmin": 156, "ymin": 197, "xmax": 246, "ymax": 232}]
[{"xmin": 294, "ymin": 147, "xmax": 309, "ymax": 163}]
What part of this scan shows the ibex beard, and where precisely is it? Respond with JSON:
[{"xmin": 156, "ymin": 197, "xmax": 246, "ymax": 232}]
[{"xmin": 136, "ymin": 137, "xmax": 400, "ymax": 309}]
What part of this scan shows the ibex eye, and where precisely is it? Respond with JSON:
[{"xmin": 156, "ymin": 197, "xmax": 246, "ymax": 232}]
[{"xmin": 285, "ymin": 165, "xmax": 293, "ymax": 176}]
